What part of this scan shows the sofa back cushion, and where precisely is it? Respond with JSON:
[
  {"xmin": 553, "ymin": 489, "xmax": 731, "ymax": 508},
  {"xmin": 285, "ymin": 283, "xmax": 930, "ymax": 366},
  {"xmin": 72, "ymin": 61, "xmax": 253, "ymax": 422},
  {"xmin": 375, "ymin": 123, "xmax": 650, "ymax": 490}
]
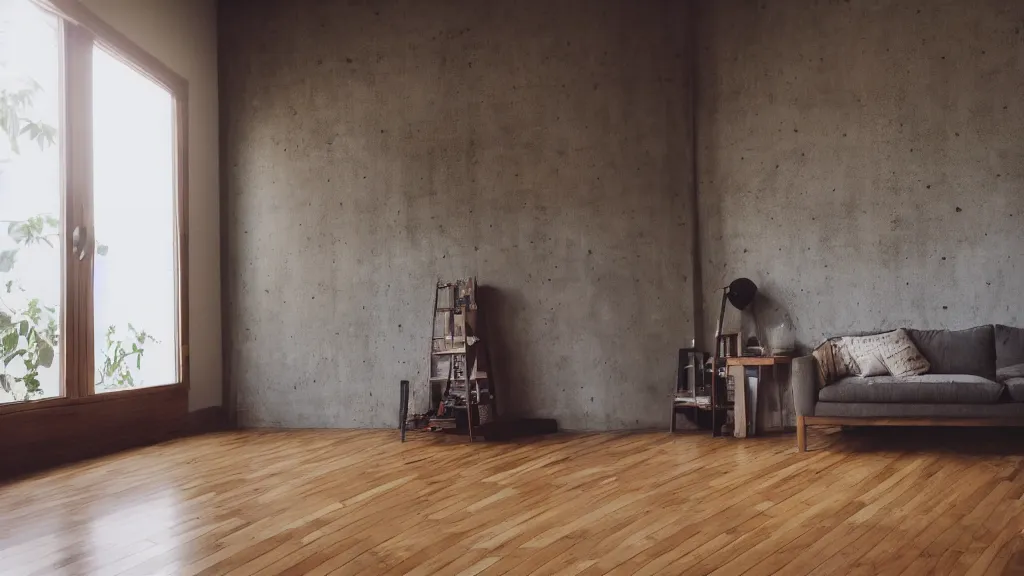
[
  {"xmin": 995, "ymin": 325, "xmax": 1024, "ymax": 369},
  {"xmin": 906, "ymin": 325, "xmax": 996, "ymax": 381}
]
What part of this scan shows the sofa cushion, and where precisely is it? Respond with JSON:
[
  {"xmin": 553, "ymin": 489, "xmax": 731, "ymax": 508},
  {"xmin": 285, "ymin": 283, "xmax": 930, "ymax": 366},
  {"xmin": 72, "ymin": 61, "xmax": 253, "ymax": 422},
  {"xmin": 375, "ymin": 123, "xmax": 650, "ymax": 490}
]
[
  {"xmin": 1004, "ymin": 378, "xmax": 1024, "ymax": 402},
  {"xmin": 817, "ymin": 374, "xmax": 1004, "ymax": 404},
  {"xmin": 997, "ymin": 363, "xmax": 1024, "ymax": 382},
  {"xmin": 996, "ymin": 325, "xmax": 1024, "ymax": 369},
  {"xmin": 906, "ymin": 326, "xmax": 996, "ymax": 381}
]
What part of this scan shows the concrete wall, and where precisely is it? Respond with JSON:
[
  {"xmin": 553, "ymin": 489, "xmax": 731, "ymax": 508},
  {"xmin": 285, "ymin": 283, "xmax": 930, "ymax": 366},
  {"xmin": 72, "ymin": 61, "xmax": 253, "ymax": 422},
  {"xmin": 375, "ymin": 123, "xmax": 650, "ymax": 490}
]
[
  {"xmin": 698, "ymin": 0, "xmax": 1024, "ymax": 349},
  {"xmin": 698, "ymin": 0, "xmax": 1024, "ymax": 427},
  {"xmin": 220, "ymin": 0, "xmax": 695, "ymax": 430},
  {"xmin": 83, "ymin": 0, "xmax": 222, "ymax": 411}
]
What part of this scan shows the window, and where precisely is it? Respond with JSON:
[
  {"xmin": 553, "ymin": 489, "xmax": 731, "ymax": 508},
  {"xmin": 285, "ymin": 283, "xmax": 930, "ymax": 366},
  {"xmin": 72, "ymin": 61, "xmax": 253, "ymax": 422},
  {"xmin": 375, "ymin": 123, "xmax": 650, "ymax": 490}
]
[
  {"xmin": 92, "ymin": 45, "xmax": 178, "ymax": 392},
  {"xmin": 0, "ymin": 1, "xmax": 63, "ymax": 403},
  {"xmin": 0, "ymin": 0, "xmax": 187, "ymax": 406}
]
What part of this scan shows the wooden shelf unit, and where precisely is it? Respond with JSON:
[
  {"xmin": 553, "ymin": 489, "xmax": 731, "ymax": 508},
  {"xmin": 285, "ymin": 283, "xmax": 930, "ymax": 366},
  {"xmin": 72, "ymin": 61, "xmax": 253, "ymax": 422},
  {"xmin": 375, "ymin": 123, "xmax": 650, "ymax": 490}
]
[{"xmin": 419, "ymin": 279, "xmax": 497, "ymax": 441}]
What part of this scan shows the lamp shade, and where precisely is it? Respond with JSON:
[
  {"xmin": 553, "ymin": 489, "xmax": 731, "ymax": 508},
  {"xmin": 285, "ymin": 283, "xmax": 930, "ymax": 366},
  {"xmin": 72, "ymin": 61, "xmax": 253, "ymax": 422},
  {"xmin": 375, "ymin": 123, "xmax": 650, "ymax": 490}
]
[{"xmin": 726, "ymin": 278, "xmax": 757, "ymax": 311}]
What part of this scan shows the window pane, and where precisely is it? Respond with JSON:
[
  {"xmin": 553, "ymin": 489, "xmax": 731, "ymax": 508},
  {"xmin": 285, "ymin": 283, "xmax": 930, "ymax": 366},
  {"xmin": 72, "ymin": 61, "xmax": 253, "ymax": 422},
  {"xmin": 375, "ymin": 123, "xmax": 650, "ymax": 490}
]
[
  {"xmin": 92, "ymin": 45, "xmax": 177, "ymax": 392},
  {"xmin": 0, "ymin": 1, "xmax": 63, "ymax": 404}
]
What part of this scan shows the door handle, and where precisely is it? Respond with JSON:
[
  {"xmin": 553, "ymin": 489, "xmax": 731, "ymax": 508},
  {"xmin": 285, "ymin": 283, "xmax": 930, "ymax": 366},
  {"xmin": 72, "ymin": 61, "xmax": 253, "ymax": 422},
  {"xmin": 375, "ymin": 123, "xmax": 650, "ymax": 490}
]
[{"xmin": 72, "ymin": 225, "xmax": 88, "ymax": 261}]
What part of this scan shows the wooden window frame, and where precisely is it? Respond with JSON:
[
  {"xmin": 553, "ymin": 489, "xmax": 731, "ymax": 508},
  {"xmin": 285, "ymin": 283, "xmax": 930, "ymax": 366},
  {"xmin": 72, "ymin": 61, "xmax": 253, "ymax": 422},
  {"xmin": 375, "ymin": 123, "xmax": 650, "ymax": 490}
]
[{"xmin": 0, "ymin": 0, "xmax": 189, "ymax": 416}]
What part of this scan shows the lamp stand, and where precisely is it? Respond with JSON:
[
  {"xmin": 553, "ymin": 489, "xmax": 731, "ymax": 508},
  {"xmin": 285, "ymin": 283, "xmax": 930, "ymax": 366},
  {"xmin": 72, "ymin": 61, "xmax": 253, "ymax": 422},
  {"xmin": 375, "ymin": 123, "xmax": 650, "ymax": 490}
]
[{"xmin": 711, "ymin": 288, "xmax": 729, "ymax": 436}]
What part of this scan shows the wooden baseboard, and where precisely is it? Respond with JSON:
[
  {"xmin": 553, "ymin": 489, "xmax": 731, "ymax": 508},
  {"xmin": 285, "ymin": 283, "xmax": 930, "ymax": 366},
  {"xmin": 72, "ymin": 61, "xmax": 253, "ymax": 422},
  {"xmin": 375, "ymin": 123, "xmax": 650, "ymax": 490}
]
[
  {"xmin": 0, "ymin": 385, "xmax": 188, "ymax": 481},
  {"xmin": 184, "ymin": 405, "xmax": 229, "ymax": 435},
  {"xmin": 804, "ymin": 416, "xmax": 1024, "ymax": 427}
]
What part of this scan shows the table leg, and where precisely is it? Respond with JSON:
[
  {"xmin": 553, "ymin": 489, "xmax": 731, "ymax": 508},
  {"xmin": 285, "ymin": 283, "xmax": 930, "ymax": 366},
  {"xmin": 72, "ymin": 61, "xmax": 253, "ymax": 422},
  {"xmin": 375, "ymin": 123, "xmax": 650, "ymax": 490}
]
[
  {"xmin": 775, "ymin": 364, "xmax": 784, "ymax": 429},
  {"xmin": 750, "ymin": 367, "xmax": 760, "ymax": 436},
  {"xmin": 734, "ymin": 365, "xmax": 747, "ymax": 439}
]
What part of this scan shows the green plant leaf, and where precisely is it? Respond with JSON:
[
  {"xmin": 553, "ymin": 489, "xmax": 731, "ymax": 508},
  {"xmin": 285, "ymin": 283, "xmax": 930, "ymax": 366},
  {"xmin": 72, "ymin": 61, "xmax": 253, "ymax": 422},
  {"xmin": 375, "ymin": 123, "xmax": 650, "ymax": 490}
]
[
  {"xmin": 7, "ymin": 221, "xmax": 22, "ymax": 238},
  {"xmin": 23, "ymin": 372, "xmax": 40, "ymax": 394},
  {"xmin": 0, "ymin": 250, "xmax": 16, "ymax": 273},
  {"xmin": 37, "ymin": 341, "xmax": 54, "ymax": 368},
  {"xmin": 0, "ymin": 374, "xmax": 10, "ymax": 394},
  {"xmin": 17, "ymin": 120, "xmax": 55, "ymax": 151},
  {"xmin": 2, "ymin": 348, "xmax": 24, "ymax": 367},
  {"xmin": 1, "ymin": 330, "xmax": 17, "ymax": 353},
  {"xmin": 96, "ymin": 244, "xmax": 109, "ymax": 256},
  {"xmin": 18, "ymin": 320, "xmax": 28, "ymax": 336}
]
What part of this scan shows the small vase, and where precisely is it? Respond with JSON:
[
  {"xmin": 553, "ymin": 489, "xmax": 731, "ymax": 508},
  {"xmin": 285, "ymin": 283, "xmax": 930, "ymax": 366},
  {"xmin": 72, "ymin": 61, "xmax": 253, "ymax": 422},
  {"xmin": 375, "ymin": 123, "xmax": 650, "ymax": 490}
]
[{"xmin": 765, "ymin": 314, "xmax": 796, "ymax": 356}]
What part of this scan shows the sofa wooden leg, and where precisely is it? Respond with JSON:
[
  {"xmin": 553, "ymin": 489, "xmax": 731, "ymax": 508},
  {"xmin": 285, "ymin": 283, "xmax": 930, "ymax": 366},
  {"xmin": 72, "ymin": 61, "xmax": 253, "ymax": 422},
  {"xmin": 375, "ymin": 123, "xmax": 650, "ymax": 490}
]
[{"xmin": 797, "ymin": 416, "xmax": 807, "ymax": 452}]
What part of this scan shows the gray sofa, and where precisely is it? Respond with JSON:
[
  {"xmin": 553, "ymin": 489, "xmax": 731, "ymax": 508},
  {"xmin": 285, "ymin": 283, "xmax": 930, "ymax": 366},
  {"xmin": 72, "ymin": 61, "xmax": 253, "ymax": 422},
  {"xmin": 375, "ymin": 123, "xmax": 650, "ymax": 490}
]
[{"xmin": 793, "ymin": 324, "xmax": 1024, "ymax": 451}]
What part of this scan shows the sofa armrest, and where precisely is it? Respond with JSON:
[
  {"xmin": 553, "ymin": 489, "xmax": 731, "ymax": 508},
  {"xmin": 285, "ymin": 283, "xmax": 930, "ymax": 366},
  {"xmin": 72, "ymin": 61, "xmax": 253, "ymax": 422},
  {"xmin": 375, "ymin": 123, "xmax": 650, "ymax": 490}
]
[{"xmin": 791, "ymin": 355, "xmax": 817, "ymax": 417}]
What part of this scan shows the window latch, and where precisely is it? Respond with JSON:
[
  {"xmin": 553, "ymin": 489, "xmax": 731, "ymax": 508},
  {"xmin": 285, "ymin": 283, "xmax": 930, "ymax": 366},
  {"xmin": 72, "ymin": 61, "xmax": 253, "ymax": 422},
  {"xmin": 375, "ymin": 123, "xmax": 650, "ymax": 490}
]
[{"xmin": 72, "ymin": 225, "xmax": 89, "ymax": 261}]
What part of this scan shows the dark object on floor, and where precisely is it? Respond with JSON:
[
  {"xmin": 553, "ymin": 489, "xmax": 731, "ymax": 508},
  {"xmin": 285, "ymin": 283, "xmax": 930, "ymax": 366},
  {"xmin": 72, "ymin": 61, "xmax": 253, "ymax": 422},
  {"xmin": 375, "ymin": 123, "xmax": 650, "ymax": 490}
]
[{"xmin": 399, "ymin": 380, "xmax": 410, "ymax": 442}]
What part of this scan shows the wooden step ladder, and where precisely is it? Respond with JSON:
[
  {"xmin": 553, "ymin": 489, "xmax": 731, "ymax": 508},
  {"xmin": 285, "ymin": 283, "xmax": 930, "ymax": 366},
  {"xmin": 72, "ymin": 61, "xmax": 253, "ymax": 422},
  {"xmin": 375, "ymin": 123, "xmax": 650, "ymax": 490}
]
[{"xmin": 420, "ymin": 278, "xmax": 497, "ymax": 441}]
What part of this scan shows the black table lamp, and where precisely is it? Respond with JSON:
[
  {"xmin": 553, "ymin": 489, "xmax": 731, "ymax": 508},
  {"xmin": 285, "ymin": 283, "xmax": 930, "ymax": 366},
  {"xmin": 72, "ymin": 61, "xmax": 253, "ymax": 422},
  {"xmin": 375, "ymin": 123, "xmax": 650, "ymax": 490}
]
[
  {"xmin": 709, "ymin": 278, "xmax": 757, "ymax": 436},
  {"xmin": 715, "ymin": 278, "xmax": 757, "ymax": 348}
]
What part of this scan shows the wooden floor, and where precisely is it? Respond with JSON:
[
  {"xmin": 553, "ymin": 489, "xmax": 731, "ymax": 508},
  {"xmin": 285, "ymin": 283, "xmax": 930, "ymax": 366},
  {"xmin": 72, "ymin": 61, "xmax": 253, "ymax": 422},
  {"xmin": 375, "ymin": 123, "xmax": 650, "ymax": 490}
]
[{"xmin": 4, "ymin": 429, "xmax": 1024, "ymax": 576}]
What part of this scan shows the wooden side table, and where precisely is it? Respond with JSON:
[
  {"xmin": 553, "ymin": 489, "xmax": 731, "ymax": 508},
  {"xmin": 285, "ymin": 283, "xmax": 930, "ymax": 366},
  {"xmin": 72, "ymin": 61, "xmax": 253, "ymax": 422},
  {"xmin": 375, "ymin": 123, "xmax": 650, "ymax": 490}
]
[{"xmin": 725, "ymin": 356, "xmax": 792, "ymax": 437}]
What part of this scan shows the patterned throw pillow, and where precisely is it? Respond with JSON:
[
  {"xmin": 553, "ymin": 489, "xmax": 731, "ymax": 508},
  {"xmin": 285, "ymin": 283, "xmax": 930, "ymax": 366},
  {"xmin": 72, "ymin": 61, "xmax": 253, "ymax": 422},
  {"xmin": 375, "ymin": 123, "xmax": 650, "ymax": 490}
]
[
  {"xmin": 844, "ymin": 329, "xmax": 930, "ymax": 378},
  {"xmin": 843, "ymin": 334, "xmax": 888, "ymax": 377},
  {"xmin": 883, "ymin": 329, "xmax": 931, "ymax": 377},
  {"xmin": 811, "ymin": 338, "xmax": 855, "ymax": 388}
]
